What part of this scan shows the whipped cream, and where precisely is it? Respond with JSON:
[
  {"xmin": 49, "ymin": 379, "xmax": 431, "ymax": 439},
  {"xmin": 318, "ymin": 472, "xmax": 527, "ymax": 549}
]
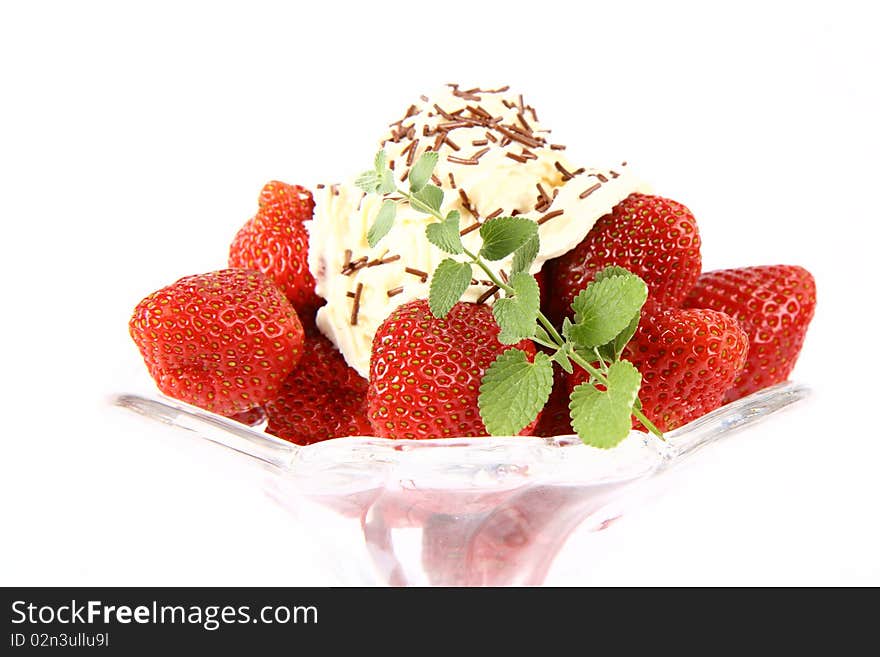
[{"xmin": 308, "ymin": 85, "xmax": 650, "ymax": 378}]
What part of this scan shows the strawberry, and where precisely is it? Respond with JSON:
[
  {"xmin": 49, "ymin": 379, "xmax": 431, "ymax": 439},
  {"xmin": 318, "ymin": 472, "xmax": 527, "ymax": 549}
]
[
  {"xmin": 258, "ymin": 180, "xmax": 316, "ymax": 217},
  {"xmin": 229, "ymin": 182, "xmax": 323, "ymax": 322},
  {"xmin": 683, "ymin": 265, "xmax": 816, "ymax": 402},
  {"xmin": 367, "ymin": 300, "xmax": 540, "ymax": 439},
  {"xmin": 264, "ymin": 332, "xmax": 373, "ymax": 445},
  {"xmin": 567, "ymin": 303, "xmax": 749, "ymax": 432},
  {"xmin": 129, "ymin": 269, "xmax": 304, "ymax": 416},
  {"xmin": 547, "ymin": 193, "xmax": 702, "ymax": 321}
]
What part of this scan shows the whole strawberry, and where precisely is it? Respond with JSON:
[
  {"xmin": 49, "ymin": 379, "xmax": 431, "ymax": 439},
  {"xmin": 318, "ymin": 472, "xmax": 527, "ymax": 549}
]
[
  {"xmin": 129, "ymin": 269, "xmax": 304, "ymax": 416},
  {"xmin": 368, "ymin": 300, "xmax": 540, "ymax": 439},
  {"xmin": 568, "ymin": 303, "xmax": 749, "ymax": 432},
  {"xmin": 547, "ymin": 193, "xmax": 701, "ymax": 321},
  {"xmin": 229, "ymin": 182, "xmax": 323, "ymax": 320},
  {"xmin": 264, "ymin": 332, "xmax": 373, "ymax": 445},
  {"xmin": 683, "ymin": 265, "xmax": 816, "ymax": 402}
]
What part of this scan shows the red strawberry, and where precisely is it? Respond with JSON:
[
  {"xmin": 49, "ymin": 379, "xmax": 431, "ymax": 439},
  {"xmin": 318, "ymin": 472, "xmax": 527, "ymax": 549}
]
[
  {"xmin": 533, "ymin": 368, "xmax": 573, "ymax": 437},
  {"xmin": 264, "ymin": 332, "xmax": 373, "ymax": 445},
  {"xmin": 258, "ymin": 180, "xmax": 316, "ymax": 218},
  {"xmin": 229, "ymin": 182, "xmax": 323, "ymax": 322},
  {"xmin": 547, "ymin": 193, "xmax": 702, "ymax": 321},
  {"xmin": 567, "ymin": 303, "xmax": 749, "ymax": 432},
  {"xmin": 683, "ymin": 265, "xmax": 816, "ymax": 402},
  {"xmin": 129, "ymin": 269, "xmax": 304, "ymax": 416},
  {"xmin": 367, "ymin": 300, "xmax": 540, "ymax": 439}
]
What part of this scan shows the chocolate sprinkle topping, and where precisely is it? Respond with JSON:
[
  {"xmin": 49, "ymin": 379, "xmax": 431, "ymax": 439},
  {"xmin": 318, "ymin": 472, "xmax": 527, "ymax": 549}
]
[
  {"xmin": 405, "ymin": 267, "xmax": 429, "ymax": 283},
  {"xmin": 579, "ymin": 183, "xmax": 602, "ymax": 199},
  {"xmin": 537, "ymin": 209, "xmax": 565, "ymax": 225},
  {"xmin": 350, "ymin": 283, "xmax": 363, "ymax": 326},
  {"xmin": 459, "ymin": 221, "xmax": 481, "ymax": 236},
  {"xmin": 476, "ymin": 285, "xmax": 500, "ymax": 305}
]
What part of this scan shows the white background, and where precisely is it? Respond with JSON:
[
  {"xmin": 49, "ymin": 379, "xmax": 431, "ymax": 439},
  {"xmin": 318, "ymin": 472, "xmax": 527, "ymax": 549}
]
[{"xmin": 1, "ymin": 0, "xmax": 878, "ymax": 586}]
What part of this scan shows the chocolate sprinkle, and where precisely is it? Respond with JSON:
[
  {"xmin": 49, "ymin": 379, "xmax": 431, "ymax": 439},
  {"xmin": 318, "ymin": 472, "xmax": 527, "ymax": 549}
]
[
  {"xmin": 367, "ymin": 254, "xmax": 401, "ymax": 268},
  {"xmin": 554, "ymin": 161, "xmax": 575, "ymax": 180},
  {"xmin": 405, "ymin": 267, "xmax": 428, "ymax": 283},
  {"xmin": 476, "ymin": 285, "xmax": 500, "ymax": 305},
  {"xmin": 579, "ymin": 183, "xmax": 602, "ymax": 199},
  {"xmin": 459, "ymin": 222, "xmax": 481, "ymax": 236},
  {"xmin": 537, "ymin": 209, "xmax": 564, "ymax": 225},
  {"xmin": 350, "ymin": 283, "xmax": 363, "ymax": 326}
]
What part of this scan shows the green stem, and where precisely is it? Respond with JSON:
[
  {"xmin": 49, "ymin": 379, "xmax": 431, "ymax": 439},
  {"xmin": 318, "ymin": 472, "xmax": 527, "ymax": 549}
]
[
  {"xmin": 532, "ymin": 337, "xmax": 558, "ymax": 351},
  {"xmin": 462, "ymin": 247, "xmax": 516, "ymax": 295},
  {"xmin": 537, "ymin": 312, "xmax": 565, "ymax": 347},
  {"xmin": 399, "ymin": 190, "xmax": 439, "ymax": 217}
]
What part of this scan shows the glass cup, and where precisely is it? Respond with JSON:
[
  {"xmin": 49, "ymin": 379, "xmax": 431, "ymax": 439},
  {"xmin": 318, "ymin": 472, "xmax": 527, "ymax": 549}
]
[{"xmin": 114, "ymin": 382, "xmax": 808, "ymax": 585}]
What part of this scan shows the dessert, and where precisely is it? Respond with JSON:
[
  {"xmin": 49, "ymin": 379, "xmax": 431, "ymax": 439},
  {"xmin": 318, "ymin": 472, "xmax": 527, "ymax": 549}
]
[
  {"xmin": 308, "ymin": 85, "xmax": 650, "ymax": 378},
  {"xmin": 127, "ymin": 83, "xmax": 817, "ymax": 449}
]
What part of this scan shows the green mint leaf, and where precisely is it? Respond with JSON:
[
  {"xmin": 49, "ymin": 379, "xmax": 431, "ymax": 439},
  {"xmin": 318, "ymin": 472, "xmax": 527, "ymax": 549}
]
[
  {"xmin": 408, "ymin": 151, "xmax": 439, "ymax": 193},
  {"xmin": 429, "ymin": 258, "xmax": 472, "ymax": 318},
  {"xmin": 374, "ymin": 150, "xmax": 387, "ymax": 173},
  {"xmin": 492, "ymin": 272, "xmax": 540, "ymax": 344},
  {"xmin": 355, "ymin": 170, "xmax": 381, "ymax": 194},
  {"xmin": 535, "ymin": 325, "xmax": 554, "ymax": 345},
  {"xmin": 479, "ymin": 217, "xmax": 539, "ymax": 261},
  {"xmin": 367, "ymin": 199, "xmax": 397, "ymax": 248},
  {"xmin": 479, "ymin": 350, "xmax": 553, "ymax": 435},
  {"xmin": 569, "ymin": 360, "xmax": 642, "ymax": 449},
  {"xmin": 378, "ymin": 167, "xmax": 397, "ymax": 195},
  {"xmin": 412, "ymin": 184, "xmax": 444, "ymax": 214},
  {"xmin": 569, "ymin": 273, "xmax": 648, "ymax": 348},
  {"xmin": 511, "ymin": 234, "xmax": 540, "ymax": 275},
  {"xmin": 597, "ymin": 313, "xmax": 640, "ymax": 363},
  {"xmin": 425, "ymin": 210, "xmax": 463, "ymax": 255},
  {"xmin": 594, "ymin": 265, "xmax": 633, "ymax": 283},
  {"xmin": 551, "ymin": 347, "xmax": 574, "ymax": 374}
]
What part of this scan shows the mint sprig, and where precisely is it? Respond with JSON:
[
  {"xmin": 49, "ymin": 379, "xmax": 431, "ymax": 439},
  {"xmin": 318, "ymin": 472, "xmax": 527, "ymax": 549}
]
[
  {"xmin": 425, "ymin": 210, "xmax": 463, "ymax": 254},
  {"xmin": 493, "ymin": 272, "xmax": 540, "ymax": 345},
  {"xmin": 429, "ymin": 258, "xmax": 473, "ymax": 318},
  {"xmin": 359, "ymin": 149, "xmax": 664, "ymax": 448},
  {"xmin": 479, "ymin": 349, "xmax": 554, "ymax": 435},
  {"xmin": 566, "ymin": 274, "xmax": 648, "ymax": 348},
  {"xmin": 570, "ymin": 360, "xmax": 642, "ymax": 448},
  {"xmin": 479, "ymin": 216, "xmax": 538, "ymax": 261}
]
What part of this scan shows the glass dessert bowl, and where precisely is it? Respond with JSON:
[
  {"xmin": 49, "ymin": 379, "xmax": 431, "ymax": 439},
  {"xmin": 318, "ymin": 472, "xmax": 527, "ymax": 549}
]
[{"xmin": 113, "ymin": 381, "xmax": 808, "ymax": 586}]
